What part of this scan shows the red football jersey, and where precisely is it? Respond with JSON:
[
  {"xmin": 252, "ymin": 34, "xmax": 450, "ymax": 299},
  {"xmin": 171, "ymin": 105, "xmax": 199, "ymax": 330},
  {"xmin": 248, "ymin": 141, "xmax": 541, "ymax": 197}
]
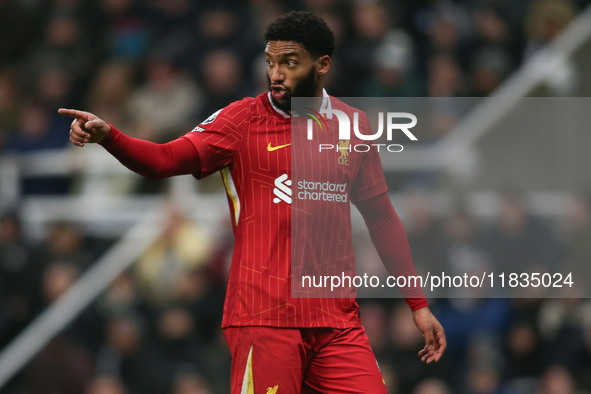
[{"xmin": 182, "ymin": 91, "xmax": 387, "ymax": 328}]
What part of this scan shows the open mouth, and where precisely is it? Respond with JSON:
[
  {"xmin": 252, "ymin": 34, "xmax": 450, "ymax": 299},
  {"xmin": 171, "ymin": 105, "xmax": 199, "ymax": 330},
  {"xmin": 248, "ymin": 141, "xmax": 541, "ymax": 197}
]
[{"xmin": 271, "ymin": 85, "xmax": 287, "ymax": 101}]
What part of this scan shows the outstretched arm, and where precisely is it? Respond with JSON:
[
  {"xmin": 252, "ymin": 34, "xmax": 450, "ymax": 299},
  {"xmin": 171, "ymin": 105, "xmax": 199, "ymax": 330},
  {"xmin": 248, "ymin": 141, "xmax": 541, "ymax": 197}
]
[
  {"xmin": 356, "ymin": 192, "xmax": 446, "ymax": 363},
  {"xmin": 58, "ymin": 108, "xmax": 201, "ymax": 180}
]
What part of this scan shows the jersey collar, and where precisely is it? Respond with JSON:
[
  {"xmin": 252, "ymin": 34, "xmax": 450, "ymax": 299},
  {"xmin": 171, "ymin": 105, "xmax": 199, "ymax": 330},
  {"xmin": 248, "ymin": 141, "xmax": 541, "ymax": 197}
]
[{"xmin": 268, "ymin": 89, "xmax": 332, "ymax": 119}]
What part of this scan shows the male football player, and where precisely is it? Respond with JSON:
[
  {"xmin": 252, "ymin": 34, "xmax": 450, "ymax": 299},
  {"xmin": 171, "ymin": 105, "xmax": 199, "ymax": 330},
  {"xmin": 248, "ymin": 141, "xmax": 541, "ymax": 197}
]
[{"xmin": 61, "ymin": 11, "xmax": 445, "ymax": 394}]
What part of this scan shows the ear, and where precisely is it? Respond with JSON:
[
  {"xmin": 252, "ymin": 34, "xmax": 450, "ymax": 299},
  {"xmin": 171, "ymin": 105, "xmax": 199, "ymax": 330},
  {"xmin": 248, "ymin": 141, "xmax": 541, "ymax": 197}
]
[{"xmin": 316, "ymin": 55, "xmax": 331, "ymax": 76}]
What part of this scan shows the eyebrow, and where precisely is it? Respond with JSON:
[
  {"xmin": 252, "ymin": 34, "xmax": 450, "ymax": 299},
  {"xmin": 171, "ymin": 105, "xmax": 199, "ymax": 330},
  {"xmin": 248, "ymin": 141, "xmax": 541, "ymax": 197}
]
[{"xmin": 265, "ymin": 51, "xmax": 300, "ymax": 58}]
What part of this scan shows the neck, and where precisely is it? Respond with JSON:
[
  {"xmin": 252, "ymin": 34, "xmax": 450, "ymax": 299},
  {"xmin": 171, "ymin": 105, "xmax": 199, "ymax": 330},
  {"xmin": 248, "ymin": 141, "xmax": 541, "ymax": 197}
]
[
  {"xmin": 315, "ymin": 83, "xmax": 325, "ymax": 98},
  {"xmin": 285, "ymin": 86, "xmax": 324, "ymax": 116}
]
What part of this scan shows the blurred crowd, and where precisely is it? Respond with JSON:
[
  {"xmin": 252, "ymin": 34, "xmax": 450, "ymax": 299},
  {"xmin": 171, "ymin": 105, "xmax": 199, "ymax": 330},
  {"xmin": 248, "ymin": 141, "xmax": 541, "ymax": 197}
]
[
  {"xmin": 1, "ymin": 0, "xmax": 591, "ymax": 393},
  {"xmin": 0, "ymin": 0, "xmax": 588, "ymax": 165},
  {"xmin": 1, "ymin": 190, "xmax": 591, "ymax": 393}
]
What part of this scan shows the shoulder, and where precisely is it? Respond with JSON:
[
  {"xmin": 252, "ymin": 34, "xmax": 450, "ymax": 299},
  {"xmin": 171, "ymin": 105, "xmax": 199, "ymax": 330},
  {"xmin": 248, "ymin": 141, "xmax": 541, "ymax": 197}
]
[
  {"xmin": 194, "ymin": 97, "xmax": 257, "ymax": 131},
  {"xmin": 220, "ymin": 94, "xmax": 277, "ymax": 121},
  {"xmin": 220, "ymin": 97, "xmax": 257, "ymax": 120}
]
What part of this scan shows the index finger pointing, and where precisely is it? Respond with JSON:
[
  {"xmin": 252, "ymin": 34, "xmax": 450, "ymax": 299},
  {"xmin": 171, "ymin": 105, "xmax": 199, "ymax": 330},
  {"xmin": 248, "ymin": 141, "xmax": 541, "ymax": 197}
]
[{"xmin": 58, "ymin": 108, "xmax": 90, "ymax": 121}]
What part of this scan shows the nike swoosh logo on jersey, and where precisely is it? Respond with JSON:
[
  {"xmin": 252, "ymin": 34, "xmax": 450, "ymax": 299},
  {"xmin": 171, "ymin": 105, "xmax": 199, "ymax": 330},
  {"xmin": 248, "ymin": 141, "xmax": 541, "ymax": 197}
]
[{"xmin": 267, "ymin": 143, "xmax": 291, "ymax": 152}]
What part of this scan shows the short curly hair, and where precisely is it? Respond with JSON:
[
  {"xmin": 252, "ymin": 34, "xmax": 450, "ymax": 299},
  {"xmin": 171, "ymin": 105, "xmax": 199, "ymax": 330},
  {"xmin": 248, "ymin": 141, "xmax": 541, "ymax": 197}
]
[{"xmin": 264, "ymin": 11, "xmax": 335, "ymax": 59}]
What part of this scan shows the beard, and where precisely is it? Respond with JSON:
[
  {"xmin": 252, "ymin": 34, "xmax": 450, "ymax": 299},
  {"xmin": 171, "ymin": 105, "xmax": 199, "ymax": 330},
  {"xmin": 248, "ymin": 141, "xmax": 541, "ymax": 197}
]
[{"xmin": 268, "ymin": 66, "xmax": 318, "ymax": 112}]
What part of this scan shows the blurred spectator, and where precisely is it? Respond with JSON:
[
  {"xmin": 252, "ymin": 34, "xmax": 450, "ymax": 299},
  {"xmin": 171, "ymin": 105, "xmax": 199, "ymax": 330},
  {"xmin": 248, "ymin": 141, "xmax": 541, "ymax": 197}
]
[
  {"xmin": 363, "ymin": 30, "xmax": 425, "ymax": 97},
  {"xmin": 98, "ymin": 0, "xmax": 150, "ymax": 61},
  {"xmin": 473, "ymin": 6, "xmax": 522, "ymax": 67},
  {"xmin": 86, "ymin": 374, "xmax": 128, "ymax": 394},
  {"xmin": 5, "ymin": 101, "xmax": 69, "ymax": 151},
  {"xmin": 128, "ymin": 55, "xmax": 202, "ymax": 142},
  {"xmin": 352, "ymin": 0, "xmax": 391, "ymax": 43},
  {"xmin": 30, "ymin": 221, "xmax": 94, "ymax": 276},
  {"xmin": 504, "ymin": 321, "xmax": 546, "ymax": 382},
  {"xmin": 404, "ymin": 190, "xmax": 447, "ymax": 273},
  {"xmin": 427, "ymin": 6, "xmax": 471, "ymax": 68},
  {"xmin": 574, "ymin": 325, "xmax": 591, "ymax": 390},
  {"xmin": 466, "ymin": 365, "xmax": 506, "ymax": 394},
  {"xmin": 4, "ymin": 100, "xmax": 71, "ymax": 195},
  {"xmin": 197, "ymin": 49, "xmax": 251, "ymax": 120},
  {"xmin": 537, "ymin": 298, "xmax": 590, "ymax": 368},
  {"xmin": 0, "ymin": 212, "xmax": 33, "ymax": 347},
  {"xmin": 193, "ymin": 7, "xmax": 249, "ymax": 56},
  {"xmin": 135, "ymin": 208, "xmax": 212, "ymax": 306},
  {"xmin": 436, "ymin": 298, "xmax": 510, "ymax": 374},
  {"xmin": 444, "ymin": 209, "xmax": 479, "ymax": 253},
  {"xmin": 86, "ymin": 61, "xmax": 136, "ymax": 135},
  {"xmin": 0, "ymin": 212, "xmax": 30, "ymax": 296},
  {"xmin": 479, "ymin": 192, "xmax": 561, "ymax": 276},
  {"xmin": 469, "ymin": 48, "xmax": 512, "ymax": 96},
  {"xmin": 413, "ymin": 378, "xmax": 452, "ymax": 394},
  {"xmin": 0, "ymin": 1, "xmax": 38, "ymax": 67},
  {"xmin": 175, "ymin": 267, "xmax": 224, "ymax": 342},
  {"xmin": 428, "ymin": 53, "xmax": 467, "ymax": 97},
  {"xmin": 98, "ymin": 271, "xmax": 146, "ymax": 318},
  {"xmin": 192, "ymin": 330, "xmax": 232, "ymax": 394},
  {"xmin": 96, "ymin": 314, "xmax": 163, "ymax": 394},
  {"xmin": 147, "ymin": 306, "xmax": 205, "ymax": 390},
  {"xmin": 27, "ymin": 335, "xmax": 94, "ymax": 394},
  {"xmin": 315, "ymin": 12, "xmax": 347, "ymax": 96},
  {"xmin": 146, "ymin": 0, "xmax": 196, "ymax": 50},
  {"xmin": 536, "ymin": 364, "xmax": 581, "ymax": 394},
  {"xmin": 0, "ymin": 69, "xmax": 23, "ymax": 149},
  {"xmin": 387, "ymin": 303, "xmax": 432, "ymax": 393},
  {"xmin": 42, "ymin": 262, "xmax": 79, "ymax": 304},
  {"xmin": 22, "ymin": 13, "xmax": 91, "ymax": 96},
  {"xmin": 38, "ymin": 261, "xmax": 106, "ymax": 354},
  {"xmin": 379, "ymin": 360, "xmax": 399, "ymax": 394},
  {"xmin": 562, "ymin": 193, "xmax": 591, "ymax": 294},
  {"xmin": 444, "ymin": 209, "xmax": 492, "ymax": 298},
  {"xmin": 171, "ymin": 364, "xmax": 212, "ymax": 394},
  {"xmin": 35, "ymin": 67, "xmax": 74, "ymax": 108},
  {"xmin": 341, "ymin": 0, "xmax": 394, "ymax": 94},
  {"xmin": 524, "ymin": 0, "xmax": 577, "ymax": 59},
  {"xmin": 359, "ymin": 302, "xmax": 388, "ymax": 357}
]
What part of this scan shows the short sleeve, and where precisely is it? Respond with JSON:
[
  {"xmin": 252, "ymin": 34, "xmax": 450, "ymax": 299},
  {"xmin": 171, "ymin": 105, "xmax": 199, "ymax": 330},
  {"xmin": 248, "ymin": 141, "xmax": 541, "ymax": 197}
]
[
  {"xmin": 350, "ymin": 112, "xmax": 388, "ymax": 204},
  {"xmin": 181, "ymin": 99, "xmax": 250, "ymax": 179}
]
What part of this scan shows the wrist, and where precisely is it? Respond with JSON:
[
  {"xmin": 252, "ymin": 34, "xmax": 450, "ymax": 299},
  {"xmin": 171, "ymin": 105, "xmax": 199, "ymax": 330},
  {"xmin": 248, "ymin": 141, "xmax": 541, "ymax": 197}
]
[
  {"xmin": 412, "ymin": 305, "xmax": 429, "ymax": 314},
  {"xmin": 99, "ymin": 124, "xmax": 118, "ymax": 147},
  {"xmin": 406, "ymin": 297, "xmax": 429, "ymax": 312}
]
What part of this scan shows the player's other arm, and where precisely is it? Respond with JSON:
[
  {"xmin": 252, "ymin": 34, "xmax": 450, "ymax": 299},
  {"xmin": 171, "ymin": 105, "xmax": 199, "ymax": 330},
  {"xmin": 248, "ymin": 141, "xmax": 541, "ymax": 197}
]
[
  {"xmin": 356, "ymin": 192, "xmax": 446, "ymax": 363},
  {"xmin": 355, "ymin": 191, "xmax": 426, "ymax": 307},
  {"xmin": 58, "ymin": 109, "xmax": 201, "ymax": 180}
]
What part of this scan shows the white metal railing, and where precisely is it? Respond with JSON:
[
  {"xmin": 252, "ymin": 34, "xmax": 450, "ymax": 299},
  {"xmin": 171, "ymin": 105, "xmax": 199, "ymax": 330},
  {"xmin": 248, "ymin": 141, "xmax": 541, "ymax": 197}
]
[
  {"xmin": 384, "ymin": 3, "xmax": 591, "ymax": 181},
  {"xmin": 0, "ymin": 209, "xmax": 165, "ymax": 389}
]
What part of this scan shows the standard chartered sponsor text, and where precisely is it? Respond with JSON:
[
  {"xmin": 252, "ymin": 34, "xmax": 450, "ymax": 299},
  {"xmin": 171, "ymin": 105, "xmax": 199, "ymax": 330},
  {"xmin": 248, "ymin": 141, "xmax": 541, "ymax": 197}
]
[{"xmin": 297, "ymin": 180, "xmax": 347, "ymax": 202}]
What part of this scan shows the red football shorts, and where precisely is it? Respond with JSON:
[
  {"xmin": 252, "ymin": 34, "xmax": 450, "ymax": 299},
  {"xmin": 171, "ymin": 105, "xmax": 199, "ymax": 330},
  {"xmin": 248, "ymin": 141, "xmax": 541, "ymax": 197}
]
[{"xmin": 223, "ymin": 326, "xmax": 388, "ymax": 394}]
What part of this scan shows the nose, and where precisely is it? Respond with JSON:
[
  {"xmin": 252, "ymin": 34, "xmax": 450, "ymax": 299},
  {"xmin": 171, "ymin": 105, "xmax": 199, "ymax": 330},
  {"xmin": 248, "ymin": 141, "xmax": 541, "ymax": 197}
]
[{"xmin": 269, "ymin": 64, "xmax": 284, "ymax": 84}]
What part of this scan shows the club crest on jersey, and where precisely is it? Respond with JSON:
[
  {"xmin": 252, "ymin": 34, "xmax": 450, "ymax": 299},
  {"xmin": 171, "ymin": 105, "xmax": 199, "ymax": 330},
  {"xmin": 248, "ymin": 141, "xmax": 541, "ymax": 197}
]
[{"xmin": 338, "ymin": 140, "xmax": 350, "ymax": 166}]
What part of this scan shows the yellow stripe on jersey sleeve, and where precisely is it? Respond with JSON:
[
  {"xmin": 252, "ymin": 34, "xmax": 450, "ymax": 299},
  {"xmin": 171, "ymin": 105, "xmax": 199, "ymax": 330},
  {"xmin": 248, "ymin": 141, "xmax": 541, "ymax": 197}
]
[{"xmin": 221, "ymin": 167, "xmax": 241, "ymax": 226}]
